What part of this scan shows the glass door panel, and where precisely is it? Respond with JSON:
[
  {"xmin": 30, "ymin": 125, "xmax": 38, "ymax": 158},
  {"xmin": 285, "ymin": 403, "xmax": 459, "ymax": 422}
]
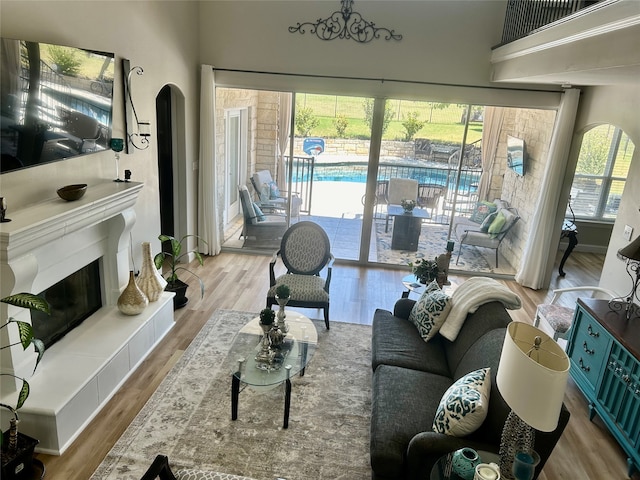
[
  {"xmin": 292, "ymin": 93, "xmax": 376, "ymax": 261},
  {"xmin": 367, "ymin": 100, "xmax": 484, "ymax": 270}
]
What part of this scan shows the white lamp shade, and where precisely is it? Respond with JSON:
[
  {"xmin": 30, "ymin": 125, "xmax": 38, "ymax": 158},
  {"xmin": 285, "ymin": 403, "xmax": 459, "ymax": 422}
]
[{"xmin": 496, "ymin": 322, "xmax": 570, "ymax": 432}]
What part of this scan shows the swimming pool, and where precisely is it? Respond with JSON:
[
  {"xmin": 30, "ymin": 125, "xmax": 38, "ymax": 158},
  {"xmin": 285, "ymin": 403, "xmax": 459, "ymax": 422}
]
[{"xmin": 292, "ymin": 161, "xmax": 480, "ymax": 195}]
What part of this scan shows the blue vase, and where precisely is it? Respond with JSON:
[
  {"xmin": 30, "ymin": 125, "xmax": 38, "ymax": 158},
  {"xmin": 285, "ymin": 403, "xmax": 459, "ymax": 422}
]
[{"xmin": 451, "ymin": 447, "xmax": 480, "ymax": 480}]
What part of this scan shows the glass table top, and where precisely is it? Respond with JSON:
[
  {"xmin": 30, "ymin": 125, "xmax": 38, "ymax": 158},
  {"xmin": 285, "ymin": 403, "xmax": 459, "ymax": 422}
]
[{"xmin": 229, "ymin": 311, "xmax": 318, "ymax": 387}]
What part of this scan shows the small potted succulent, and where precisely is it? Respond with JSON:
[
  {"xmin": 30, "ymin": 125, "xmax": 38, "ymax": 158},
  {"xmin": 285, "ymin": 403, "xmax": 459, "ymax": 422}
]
[
  {"xmin": 408, "ymin": 257, "xmax": 439, "ymax": 284},
  {"xmin": 259, "ymin": 308, "xmax": 276, "ymax": 327},
  {"xmin": 400, "ymin": 199, "xmax": 416, "ymax": 213},
  {"xmin": 275, "ymin": 284, "xmax": 290, "ymax": 301},
  {"xmin": 256, "ymin": 308, "xmax": 276, "ymax": 367}
]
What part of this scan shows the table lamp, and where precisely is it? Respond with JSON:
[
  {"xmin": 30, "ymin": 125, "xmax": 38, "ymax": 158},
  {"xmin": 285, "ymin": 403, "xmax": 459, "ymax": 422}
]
[
  {"xmin": 496, "ymin": 322, "xmax": 570, "ymax": 480},
  {"xmin": 609, "ymin": 235, "xmax": 640, "ymax": 320}
]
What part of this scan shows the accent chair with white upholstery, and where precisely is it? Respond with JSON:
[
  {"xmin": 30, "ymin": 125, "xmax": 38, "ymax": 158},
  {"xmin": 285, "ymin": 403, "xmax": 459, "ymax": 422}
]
[
  {"xmin": 267, "ymin": 221, "xmax": 334, "ymax": 329},
  {"xmin": 385, "ymin": 177, "xmax": 419, "ymax": 232},
  {"xmin": 534, "ymin": 286, "xmax": 617, "ymax": 342}
]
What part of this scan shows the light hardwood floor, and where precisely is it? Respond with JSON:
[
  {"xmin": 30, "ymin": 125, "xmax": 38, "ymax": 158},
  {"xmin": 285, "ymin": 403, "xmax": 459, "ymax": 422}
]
[{"xmin": 36, "ymin": 250, "xmax": 635, "ymax": 480}]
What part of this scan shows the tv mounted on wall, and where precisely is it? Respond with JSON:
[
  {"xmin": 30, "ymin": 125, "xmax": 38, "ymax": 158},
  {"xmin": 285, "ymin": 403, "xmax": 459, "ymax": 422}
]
[
  {"xmin": 0, "ymin": 37, "xmax": 114, "ymax": 173},
  {"xmin": 506, "ymin": 135, "xmax": 526, "ymax": 176}
]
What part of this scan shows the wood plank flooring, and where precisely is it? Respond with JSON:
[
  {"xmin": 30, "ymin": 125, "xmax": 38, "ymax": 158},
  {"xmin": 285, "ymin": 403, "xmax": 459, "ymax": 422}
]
[{"xmin": 35, "ymin": 251, "xmax": 635, "ymax": 479}]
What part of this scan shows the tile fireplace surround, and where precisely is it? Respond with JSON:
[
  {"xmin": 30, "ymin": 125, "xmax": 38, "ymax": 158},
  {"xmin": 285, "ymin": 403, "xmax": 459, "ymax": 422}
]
[{"xmin": 0, "ymin": 181, "xmax": 175, "ymax": 454}]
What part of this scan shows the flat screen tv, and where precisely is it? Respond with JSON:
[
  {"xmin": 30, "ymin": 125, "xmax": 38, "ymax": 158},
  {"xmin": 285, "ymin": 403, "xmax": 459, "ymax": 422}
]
[
  {"xmin": 0, "ymin": 38, "xmax": 114, "ymax": 173},
  {"xmin": 506, "ymin": 135, "xmax": 526, "ymax": 176}
]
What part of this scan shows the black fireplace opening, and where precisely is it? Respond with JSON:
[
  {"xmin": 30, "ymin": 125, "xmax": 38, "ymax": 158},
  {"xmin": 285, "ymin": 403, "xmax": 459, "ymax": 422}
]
[{"xmin": 31, "ymin": 260, "xmax": 103, "ymax": 349}]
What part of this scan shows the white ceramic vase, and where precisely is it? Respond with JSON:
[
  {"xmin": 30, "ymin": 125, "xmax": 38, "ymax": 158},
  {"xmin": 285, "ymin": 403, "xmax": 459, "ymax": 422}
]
[{"xmin": 136, "ymin": 241, "xmax": 167, "ymax": 302}]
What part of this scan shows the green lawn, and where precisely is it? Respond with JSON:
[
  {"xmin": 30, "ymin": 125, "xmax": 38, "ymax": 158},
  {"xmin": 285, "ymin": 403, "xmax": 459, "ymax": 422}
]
[{"xmin": 297, "ymin": 93, "xmax": 483, "ymax": 144}]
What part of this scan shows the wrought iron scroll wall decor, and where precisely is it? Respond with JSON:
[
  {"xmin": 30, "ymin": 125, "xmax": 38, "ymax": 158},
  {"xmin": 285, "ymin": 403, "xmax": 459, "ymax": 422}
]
[
  {"xmin": 289, "ymin": 0, "xmax": 402, "ymax": 43},
  {"xmin": 122, "ymin": 59, "xmax": 150, "ymax": 152}
]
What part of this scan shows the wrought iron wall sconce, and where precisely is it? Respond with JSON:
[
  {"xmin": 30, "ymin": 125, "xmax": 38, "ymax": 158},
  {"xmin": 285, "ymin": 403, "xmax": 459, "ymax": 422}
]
[
  {"xmin": 289, "ymin": 0, "xmax": 402, "ymax": 44},
  {"xmin": 122, "ymin": 59, "xmax": 150, "ymax": 152}
]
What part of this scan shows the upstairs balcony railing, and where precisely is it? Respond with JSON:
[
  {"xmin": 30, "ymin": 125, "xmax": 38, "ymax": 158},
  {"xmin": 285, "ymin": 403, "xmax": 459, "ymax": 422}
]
[{"xmin": 499, "ymin": 0, "xmax": 604, "ymax": 45}]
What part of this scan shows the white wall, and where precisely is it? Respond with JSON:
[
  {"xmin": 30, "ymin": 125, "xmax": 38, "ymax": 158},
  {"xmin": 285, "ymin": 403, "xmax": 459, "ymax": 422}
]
[
  {"xmin": 575, "ymin": 84, "xmax": 640, "ymax": 297},
  {"xmin": 0, "ymin": 0, "xmax": 201, "ymax": 270},
  {"xmin": 2, "ymin": 1, "xmax": 638, "ymax": 297}
]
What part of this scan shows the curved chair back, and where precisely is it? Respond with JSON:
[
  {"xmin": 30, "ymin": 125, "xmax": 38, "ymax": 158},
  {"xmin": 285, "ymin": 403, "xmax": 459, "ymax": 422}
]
[{"xmin": 280, "ymin": 221, "xmax": 331, "ymax": 275}]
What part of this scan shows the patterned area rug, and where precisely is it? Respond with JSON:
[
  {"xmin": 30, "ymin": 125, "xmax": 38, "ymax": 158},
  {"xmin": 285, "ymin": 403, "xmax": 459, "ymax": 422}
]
[
  {"xmin": 91, "ymin": 310, "xmax": 372, "ymax": 480},
  {"xmin": 375, "ymin": 222, "xmax": 494, "ymax": 273}
]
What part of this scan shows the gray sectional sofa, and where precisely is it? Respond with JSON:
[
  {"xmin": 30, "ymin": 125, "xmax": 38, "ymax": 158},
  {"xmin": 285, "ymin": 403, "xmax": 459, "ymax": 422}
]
[{"xmin": 370, "ymin": 298, "xmax": 570, "ymax": 480}]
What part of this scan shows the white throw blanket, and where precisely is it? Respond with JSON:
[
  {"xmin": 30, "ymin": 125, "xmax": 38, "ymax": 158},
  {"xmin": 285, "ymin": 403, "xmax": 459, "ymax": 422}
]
[{"xmin": 439, "ymin": 276, "xmax": 522, "ymax": 341}]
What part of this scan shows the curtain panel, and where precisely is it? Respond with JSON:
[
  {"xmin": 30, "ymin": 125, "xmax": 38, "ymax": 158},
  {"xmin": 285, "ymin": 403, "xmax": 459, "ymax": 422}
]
[
  {"xmin": 515, "ymin": 88, "xmax": 581, "ymax": 289},
  {"xmin": 197, "ymin": 65, "xmax": 221, "ymax": 256}
]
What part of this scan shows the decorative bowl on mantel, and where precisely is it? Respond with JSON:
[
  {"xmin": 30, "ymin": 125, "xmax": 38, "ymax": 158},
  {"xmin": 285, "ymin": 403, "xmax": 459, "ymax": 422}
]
[{"xmin": 57, "ymin": 184, "xmax": 88, "ymax": 201}]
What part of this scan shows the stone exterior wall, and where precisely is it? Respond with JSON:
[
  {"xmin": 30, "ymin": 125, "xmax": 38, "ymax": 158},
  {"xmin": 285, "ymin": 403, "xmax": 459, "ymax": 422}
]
[
  {"xmin": 496, "ymin": 107, "xmax": 557, "ymax": 270},
  {"xmin": 293, "ymin": 138, "xmax": 425, "ymax": 161}
]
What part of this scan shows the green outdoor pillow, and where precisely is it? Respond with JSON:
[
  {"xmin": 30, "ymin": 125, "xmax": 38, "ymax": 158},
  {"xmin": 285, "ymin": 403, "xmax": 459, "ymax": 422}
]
[
  {"xmin": 469, "ymin": 201, "xmax": 497, "ymax": 224},
  {"xmin": 487, "ymin": 211, "xmax": 507, "ymax": 236},
  {"xmin": 480, "ymin": 211, "xmax": 498, "ymax": 232}
]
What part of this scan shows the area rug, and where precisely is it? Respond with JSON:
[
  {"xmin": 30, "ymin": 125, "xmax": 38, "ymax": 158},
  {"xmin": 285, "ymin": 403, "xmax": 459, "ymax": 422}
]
[
  {"xmin": 91, "ymin": 310, "xmax": 373, "ymax": 480},
  {"xmin": 374, "ymin": 221, "xmax": 493, "ymax": 273}
]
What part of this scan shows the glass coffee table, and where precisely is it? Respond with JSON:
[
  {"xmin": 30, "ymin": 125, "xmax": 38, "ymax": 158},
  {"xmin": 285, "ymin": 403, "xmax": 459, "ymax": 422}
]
[{"xmin": 229, "ymin": 311, "xmax": 318, "ymax": 428}]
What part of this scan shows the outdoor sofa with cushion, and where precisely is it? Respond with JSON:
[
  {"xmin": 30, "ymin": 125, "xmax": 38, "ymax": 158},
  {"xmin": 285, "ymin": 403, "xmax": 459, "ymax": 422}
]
[{"xmin": 370, "ymin": 284, "xmax": 570, "ymax": 480}]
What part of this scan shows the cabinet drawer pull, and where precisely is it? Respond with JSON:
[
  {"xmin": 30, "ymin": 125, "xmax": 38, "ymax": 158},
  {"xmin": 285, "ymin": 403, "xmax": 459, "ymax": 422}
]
[
  {"xmin": 583, "ymin": 341, "xmax": 595, "ymax": 355},
  {"xmin": 587, "ymin": 325, "xmax": 600, "ymax": 338},
  {"xmin": 579, "ymin": 358, "xmax": 591, "ymax": 372},
  {"xmin": 622, "ymin": 374, "xmax": 631, "ymax": 384}
]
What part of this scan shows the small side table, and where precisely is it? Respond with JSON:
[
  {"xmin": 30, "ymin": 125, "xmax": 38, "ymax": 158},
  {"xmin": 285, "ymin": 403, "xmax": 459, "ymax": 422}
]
[
  {"xmin": 430, "ymin": 450, "xmax": 500, "ymax": 480},
  {"xmin": 388, "ymin": 206, "xmax": 430, "ymax": 251}
]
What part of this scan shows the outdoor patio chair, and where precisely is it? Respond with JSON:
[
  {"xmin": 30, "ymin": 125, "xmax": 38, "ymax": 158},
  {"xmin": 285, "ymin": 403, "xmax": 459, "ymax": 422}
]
[
  {"xmin": 361, "ymin": 179, "xmax": 389, "ymax": 218},
  {"xmin": 534, "ymin": 286, "xmax": 617, "ymax": 342},
  {"xmin": 238, "ymin": 185, "xmax": 287, "ymax": 247},
  {"xmin": 455, "ymin": 207, "xmax": 520, "ymax": 268},
  {"xmin": 250, "ymin": 170, "xmax": 301, "ymax": 219},
  {"xmin": 385, "ymin": 178, "xmax": 419, "ymax": 232},
  {"xmin": 267, "ymin": 221, "xmax": 334, "ymax": 329},
  {"xmin": 416, "ymin": 183, "xmax": 444, "ymax": 219}
]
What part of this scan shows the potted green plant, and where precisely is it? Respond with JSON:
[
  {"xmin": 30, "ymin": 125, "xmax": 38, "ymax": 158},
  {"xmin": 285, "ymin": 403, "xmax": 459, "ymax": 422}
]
[
  {"xmin": 1, "ymin": 293, "xmax": 50, "ymax": 479},
  {"xmin": 154, "ymin": 234, "xmax": 208, "ymax": 309},
  {"xmin": 408, "ymin": 257, "xmax": 439, "ymax": 285},
  {"xmin": 259, "ymin": 308, "xmax": 276, "ymax": 326},
  {"xmin": 275, "ymin": 284, "xmax": 290, "ymax": 300}
]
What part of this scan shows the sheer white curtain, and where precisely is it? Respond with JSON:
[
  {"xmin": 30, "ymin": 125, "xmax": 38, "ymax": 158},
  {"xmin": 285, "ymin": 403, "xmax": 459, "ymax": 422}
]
[
  {"xmin": 197, "ymin": 65, "xmax": 221, "ymax": 255},
  {"xmin": 515, "ymin": 88, "xmax": 581, "ymax": 289},
  {"xmin": 477, "ymin": 106, "xmax": 504, "ymax": 201},
  {"xmin": 276, "ymin": 93, "xmax": 292, "ymax": 192}
]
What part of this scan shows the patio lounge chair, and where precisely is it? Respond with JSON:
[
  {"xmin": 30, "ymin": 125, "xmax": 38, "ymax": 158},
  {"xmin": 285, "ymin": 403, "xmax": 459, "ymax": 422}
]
[
  {"xmin": 238, "ymin": 185, "xmax": 287, "ymax": 247},
  {"xmin": 417, "ymin": 183, "xmax": 444, "ymax": 220},
  {"xmin": 250, "ymin": 170, "xmax": 302, "ymax": 219},
  {"xmin": 455, "ymin": 206, "xmax": 520, "ymax": 268}
]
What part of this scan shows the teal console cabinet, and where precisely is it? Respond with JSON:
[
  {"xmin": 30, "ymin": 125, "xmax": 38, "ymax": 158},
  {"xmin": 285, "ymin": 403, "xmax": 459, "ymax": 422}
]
[{"xmin": 567, "ymin": 298, "xmax": 640, "ymax": 477}]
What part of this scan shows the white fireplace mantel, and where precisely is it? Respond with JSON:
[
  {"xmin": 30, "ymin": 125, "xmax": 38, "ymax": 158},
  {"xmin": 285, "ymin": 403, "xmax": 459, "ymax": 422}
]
[{"xmin": 0, "ymin": 180, "xmax": 175, "ymax": 454}]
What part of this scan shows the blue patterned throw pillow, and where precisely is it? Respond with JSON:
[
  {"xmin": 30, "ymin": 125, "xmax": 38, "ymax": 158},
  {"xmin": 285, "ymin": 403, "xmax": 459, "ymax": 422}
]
[
  {"xmin": 408, "ymin": 280, "xmax": 452, "ymax": 342},
  {"xmin": 432, "ymin": 367, "xmax": 491, "ymax": 436}
]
